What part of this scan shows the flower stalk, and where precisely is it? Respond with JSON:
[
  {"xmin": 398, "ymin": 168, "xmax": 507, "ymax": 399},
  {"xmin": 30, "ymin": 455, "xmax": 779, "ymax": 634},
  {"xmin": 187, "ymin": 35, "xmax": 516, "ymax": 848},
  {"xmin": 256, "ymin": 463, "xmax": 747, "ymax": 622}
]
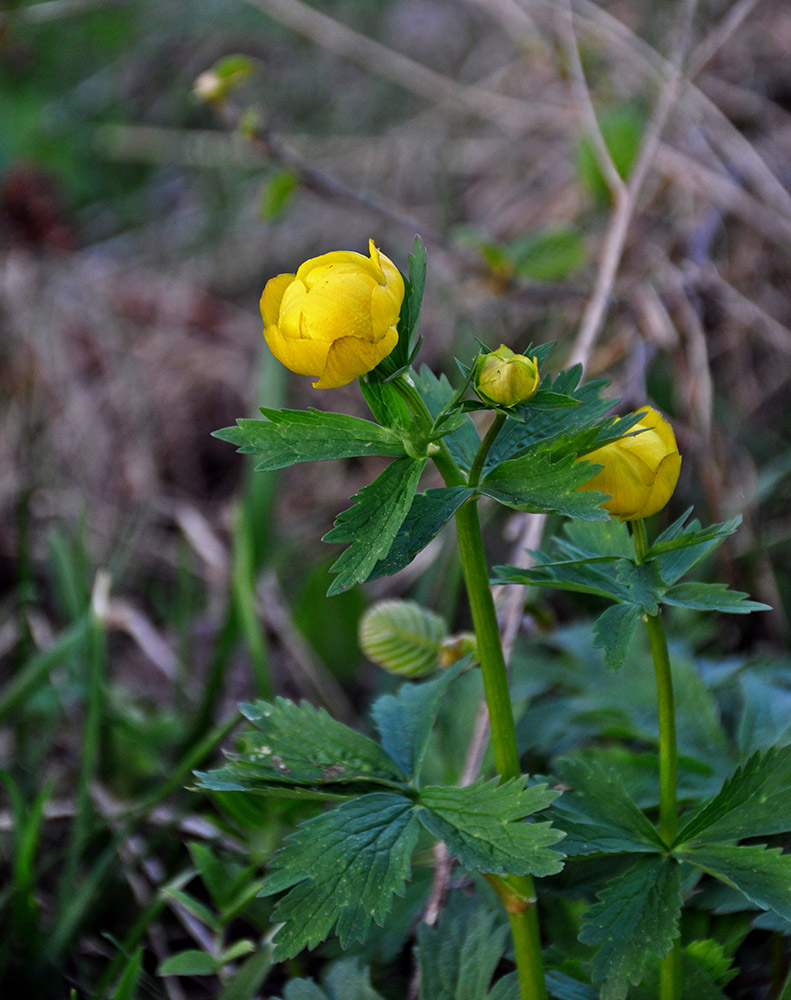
[
  {"xmin": 633, "ymin": 517, "xmax": 680, "ymax": 1000},
  {"xmin": 398, "ymin": 380, "xmax": 547, "ymax": 1000}
]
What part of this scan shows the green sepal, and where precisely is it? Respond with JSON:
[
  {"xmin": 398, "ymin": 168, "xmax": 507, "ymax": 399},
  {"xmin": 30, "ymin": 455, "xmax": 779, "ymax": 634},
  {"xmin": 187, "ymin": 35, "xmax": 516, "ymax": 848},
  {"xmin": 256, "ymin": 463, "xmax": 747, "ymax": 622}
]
[
  {"xmin": 375, "ymin": 235, "xmax": 426, "ymax": 378},
  {"xmin": 324, "ymin": 457, "xmax": 426, "ymax": 595},
  {"xmin": 417, "ymin": 777, "xmax": 565, "ymax": 877},
  {"xmin": 360, "ymin": 378, "xmax": 414, "ymax": 429},
  {"xmin": 260, "ymin": 792, "xmax": 421, "ymax": 959},
  {"xmin": 215, "ymin": 409, "xmax": 406, "ymax": 470},
  {"xmin": 579, "ymin": 855, "xmax": 682, "ymax": 1000}
]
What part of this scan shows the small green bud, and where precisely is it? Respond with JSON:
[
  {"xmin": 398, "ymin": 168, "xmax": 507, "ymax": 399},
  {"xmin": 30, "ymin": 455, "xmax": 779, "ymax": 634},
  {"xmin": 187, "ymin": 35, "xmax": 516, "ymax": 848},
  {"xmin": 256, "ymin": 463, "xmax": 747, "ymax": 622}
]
[{"xmin": 474, "ymin": 346, "xmax": 540, "ymax": 407}]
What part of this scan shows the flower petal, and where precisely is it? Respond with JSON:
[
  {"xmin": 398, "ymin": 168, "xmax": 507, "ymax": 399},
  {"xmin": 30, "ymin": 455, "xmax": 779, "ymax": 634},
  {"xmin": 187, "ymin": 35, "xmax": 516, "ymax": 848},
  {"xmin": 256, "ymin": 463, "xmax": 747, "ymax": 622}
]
[
  {"xmin": 260, "ymin": 273, "xmax": 295, "ymax": 327},
  {"xmin": 313, "ymin": 326, "xmax": 399, "ymax": 389},
  {"xmin": 264, "ymin": 322, "xmax": 330, "ymax": 377}
]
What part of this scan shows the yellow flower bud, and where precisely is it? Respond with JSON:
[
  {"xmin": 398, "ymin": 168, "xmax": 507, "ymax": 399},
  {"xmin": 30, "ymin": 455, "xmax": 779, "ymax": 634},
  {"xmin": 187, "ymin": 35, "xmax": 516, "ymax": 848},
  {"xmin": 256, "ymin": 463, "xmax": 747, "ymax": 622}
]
[
  {"xmin": 260, "ymin": 240, "xmax": 405, "ymax": 389},
  {"xmin": 474, "ymin": 346, "xmax": 540, "ymax": 406},
  {"xmin": 578, "ymin": 407, "xmax": 682, "ymax": 521}
]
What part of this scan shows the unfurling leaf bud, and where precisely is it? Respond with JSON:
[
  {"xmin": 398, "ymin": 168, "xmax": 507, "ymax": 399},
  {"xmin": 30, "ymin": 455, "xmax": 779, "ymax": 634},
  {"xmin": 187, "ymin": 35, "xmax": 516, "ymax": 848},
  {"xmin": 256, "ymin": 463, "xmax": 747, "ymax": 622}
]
[
  {"xmin": 474, "ymin": 346, "xmax": 540, "ymax": 407},
  {"xmin": 358, "ymin": 600, "xmax": 447, "ymax": 677}
]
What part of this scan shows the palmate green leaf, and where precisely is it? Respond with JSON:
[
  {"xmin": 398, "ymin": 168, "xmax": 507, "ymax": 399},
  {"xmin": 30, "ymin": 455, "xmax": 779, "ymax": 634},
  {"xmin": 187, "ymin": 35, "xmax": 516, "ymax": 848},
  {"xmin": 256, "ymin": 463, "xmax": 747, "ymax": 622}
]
[
  {"xmin": 562, "ymin": 518, "xmax": 633, "ymax": 558},
  {"xmin": 215, "ymin": 409, "xmax": 405, "ymax": 471},
  {"xmin": 592, "ymin": 603, "xmax": 642, "ymax": 672},
  {"xmin": 360, "ymin": 378, "xmax": 414, "ymax": 429},
  {"xmin": 552, "ymin": 759, "xmax": 665, "ymax": 856},
  {"xmin": 646, "ymin": 511, "xmax": 742, "ymax": 585},
  {"xmin": 274, "ymin": 959, "xmax": 387, "ymax": 1000},
  {"xmin": 493, "ymin": 555, "xmax": 629, "ymax": 603},
  {"xmin": 194, "ymin": 697, "xmax": 407, "ymax": 797},
  {"xmin": 417, "ymin": 900, "xmax": 509, "ymax": 1000},
  {"xmin": 579, "ymin": 855, "xmax": 682, "ymax": 1000},
  {"xmin": 677, "ymin": 747, "xmax": 791, "ymax": 844},
  {"xmin": 324, "ymin": 457, "xmax": 425, "ymax": 595},
  {"xmin": 260, "ymin": 792, "xmax": 420, "ymax": 959},
  {"xmin": 617, "ymin": 561, "xmax": 664, "ymax": 615},
  {"xmin": 368, "ymin": 486, "xmax": 475, "ymax": 580},
  {"xmin": 662, "ymin": 582, "xmax": 770, "ymax": 614},
  {"xmin": 480, "ymin": 451, "xmax": 610, "ymax": 519},
  {"xmin": 371, "ymin": 662, "xmax": 465, "ymax": 780},
  {"xmin": 678, "ymin": 844, "xmax": 791, "ymax": 922},
  {"xmin": 417, "ymin": 778, "xmax": 565, "ymax": 877}
]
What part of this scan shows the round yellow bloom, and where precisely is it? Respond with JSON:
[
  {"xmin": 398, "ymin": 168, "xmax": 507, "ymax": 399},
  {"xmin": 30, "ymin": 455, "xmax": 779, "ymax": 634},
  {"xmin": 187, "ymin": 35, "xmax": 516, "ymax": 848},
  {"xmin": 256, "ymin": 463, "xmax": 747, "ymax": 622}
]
[
  {"xmin": 474, "ymin": 346, "xmax": 540, "ymax": 407},
  {"xmin": 578, "ymin": 407, "xmax": 682, "ymax": 521},
  {"xmin": 260, "ymin": 239, "xmax": 405, "ymax": 389}
]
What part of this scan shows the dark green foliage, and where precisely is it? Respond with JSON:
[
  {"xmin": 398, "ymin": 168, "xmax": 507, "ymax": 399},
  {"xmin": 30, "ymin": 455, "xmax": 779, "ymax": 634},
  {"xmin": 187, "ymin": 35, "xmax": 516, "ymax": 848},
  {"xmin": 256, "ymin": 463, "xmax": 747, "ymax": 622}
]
[
  {"xmin": 578, "ymin": 856, "xmax": 682, "ymax": 1000},
  {"xmin": 371, "ymin": 663, "xmax": 466, "ymax": 780},
  {"xmin": 495, "ymin": 514, "xmax": 769, "ymax": 671},
  {"xmin": 417, "ymin": 900, "xmax": 510, "ymax": 1000},
  {"xmin": 368, "ymin": 486, "xmax": 474, "ymax": 580},
  {"xmin": 195, "ymin": 697, "xmax": 407, "ymax": 797},
  {"xmin": 260, "ymin": 793, "xmax": 421, "ymax": 959},
  {"xmin": 214, "ymin": 409, "xmax": 406, "ymax": 470},
  {"xmin": 323, "ymin": 457, "xmax": 426, "ymax": 595},
  {"xmin": 417, "ymin": 778, "xmax": 565, "ymax": 877}
]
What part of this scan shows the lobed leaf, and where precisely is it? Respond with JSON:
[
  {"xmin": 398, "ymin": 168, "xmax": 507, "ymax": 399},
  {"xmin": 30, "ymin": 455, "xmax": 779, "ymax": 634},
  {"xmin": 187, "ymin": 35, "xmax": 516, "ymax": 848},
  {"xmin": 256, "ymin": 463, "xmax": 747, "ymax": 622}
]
[
  {"xmin": 371, "ymin": 663, "xmax": 465, "ymax": 780},
  {"xmin": 324, "ymin": 457, "xmax": 426, "ymax": 595},
  {"xmin": 417, "ymin": 778, "xmax": 565, "ymax": 877},
  {"xmin": 552, "ymin": 758, "xmax": 665, "ymax": 856},
  {"xmin": 480, "ymin": 451, "xmax": 610, "ymax": 519},
  {"xmin": 592, "ymin": 604, "xmax": 642, "ymax": 672},
  {"xmin": 661, "ymin": 582, "xmax": 770, "ymax": 614},
  {"xmin": 677, "ymin": 747, "xmax": 791, "ymax": 844},
  {"xmin": 260, "ymin": 792, "xmax": 420, "ymax": 959},
  {"xmin": 368, "ymin": 486, "xmax": 474, "ymax": 580},
  {"xmin": 194, "ymin": 697, "xmax": 407, "ymax": 797},
  {"xmin": 678, "ymin": 844, "xmax": 791, "ymax": 923},
  {"xmin": 579, "ymin": 855, "xmax": 682, "ymax": 1000},
  {"xmin": 417, "ymin": 900, "xmax": 509, "ymax": 1000},
  {"xmin": 215, "ymin": 409, "xmax": 405, "ymax": 471}
]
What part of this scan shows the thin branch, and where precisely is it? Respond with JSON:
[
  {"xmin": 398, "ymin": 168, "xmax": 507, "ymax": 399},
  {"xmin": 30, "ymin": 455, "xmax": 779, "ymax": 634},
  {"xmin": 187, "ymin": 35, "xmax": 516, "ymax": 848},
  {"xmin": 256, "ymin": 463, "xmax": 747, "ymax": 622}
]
[
  {"xmin": 567, "ymin": 0, "xmax": 699, "ymax": 368},
  {"xmin": 687, "ymin": 0, "xmax": 763, "ymax": 79},
  {"xmin": 557, "ymin": 0, "xmax": 625, "ymax": 202},
  {"xmin": 238, "ymin": 0, "xmax": 536, "ymax": 135}
]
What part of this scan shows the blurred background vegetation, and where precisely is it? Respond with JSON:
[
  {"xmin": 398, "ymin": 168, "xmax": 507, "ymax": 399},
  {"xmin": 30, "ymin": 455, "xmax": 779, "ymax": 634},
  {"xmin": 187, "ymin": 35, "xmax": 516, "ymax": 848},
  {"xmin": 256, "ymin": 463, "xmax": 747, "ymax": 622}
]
[{"xmin": 1, "ymin": 0, "xmax": 791, "ymax": 996}]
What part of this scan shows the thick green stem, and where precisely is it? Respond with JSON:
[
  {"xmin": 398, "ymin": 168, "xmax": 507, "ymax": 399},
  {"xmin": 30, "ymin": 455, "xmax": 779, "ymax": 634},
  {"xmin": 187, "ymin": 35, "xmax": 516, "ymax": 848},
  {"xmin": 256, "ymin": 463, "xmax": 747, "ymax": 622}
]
[
  {"xmin": 633, "ymin": 518, "xmax": 680, "ymax": 1000},
  {"xmin": 455, "ymin": 498, "xmax": 546, "ymax": 1000},
  {"xmin": 395, "ymin": 376, "xmax": 546, "ymax": 999}
]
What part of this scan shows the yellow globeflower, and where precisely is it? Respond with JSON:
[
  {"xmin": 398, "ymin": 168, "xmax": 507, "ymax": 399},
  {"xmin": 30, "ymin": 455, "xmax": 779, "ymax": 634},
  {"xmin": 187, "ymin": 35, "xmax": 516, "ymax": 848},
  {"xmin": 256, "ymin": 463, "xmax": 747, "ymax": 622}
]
[
  {"xmin": 578, "ymin": 407, "xmax": 682, "ymax": 521},
  {"xmin": 474, "ymin": 346, "xmax": 540, "ymax": 407},
  {"xmin": 260, "ymin": 239, "xmax": 404, "ymax": 389}
]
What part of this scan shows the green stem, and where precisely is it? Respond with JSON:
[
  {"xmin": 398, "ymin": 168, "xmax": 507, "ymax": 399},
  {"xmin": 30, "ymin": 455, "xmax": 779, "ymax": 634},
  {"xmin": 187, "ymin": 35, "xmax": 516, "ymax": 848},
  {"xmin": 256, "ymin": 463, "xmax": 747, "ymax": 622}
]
[
  {"xmin": 633, "ymin": 518, "xmax": 680, "ymax": 1000},
  {"xmin": 468, "ymin": 412, "xmax": 506, "ymax": 487}
]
